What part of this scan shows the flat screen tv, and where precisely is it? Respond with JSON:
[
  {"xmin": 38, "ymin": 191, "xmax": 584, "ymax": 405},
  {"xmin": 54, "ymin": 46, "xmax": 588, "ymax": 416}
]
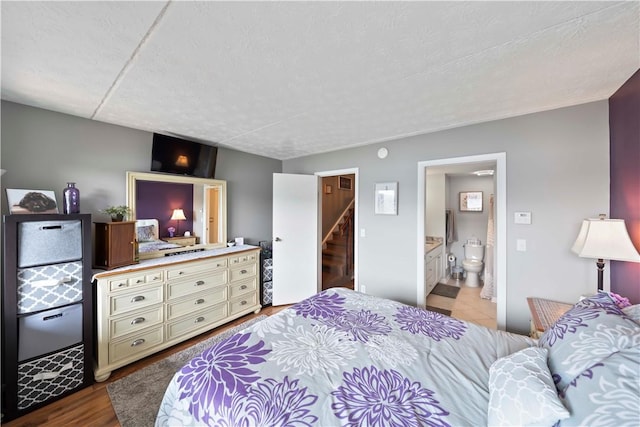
[{"xmin": 151, "ymin": 133, "xmax": 217, "ymax": 178}]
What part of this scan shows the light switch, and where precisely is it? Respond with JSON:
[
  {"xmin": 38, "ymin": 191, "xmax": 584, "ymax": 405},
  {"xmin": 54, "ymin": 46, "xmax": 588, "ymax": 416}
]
[
  {"xmin": 517, "ymin": 239, "xmax": 527, "ymax": 252},
  {"xmin": 514, "ymin": 212, "xmax": 532, "ymax": 224}
]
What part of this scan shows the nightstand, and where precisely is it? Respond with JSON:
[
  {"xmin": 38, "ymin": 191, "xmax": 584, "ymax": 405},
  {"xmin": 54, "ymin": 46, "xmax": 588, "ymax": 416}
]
[
  {"xmin": 163, "ymin": 236, "xmax": 197, "ymax": 247},
  {"xmin": 527, "ymin": 297, "xmax": 573, "ymax": 339}
]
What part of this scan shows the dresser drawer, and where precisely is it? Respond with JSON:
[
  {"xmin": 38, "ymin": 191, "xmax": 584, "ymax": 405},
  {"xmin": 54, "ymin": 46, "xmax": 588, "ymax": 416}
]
[
  {"xmin": 166, "ymin": 304, "xmax": 228, "ymax": 341},
  {"xmin": 229, "ymin": 293, "xmax": 257, "ymax": 315},
  {"xmin": 166, "ymin": 287, "xmax": 227, "ymax": 321},
  {"xmin": 229, "ymin": 278, "xmax": 257, "ymax": 299},
  {"xmin": 229, "ymin": 263, "xmax": 257, "ymax": 283},
  {"xmin": 110, "ymin": 305, "xmax": 163, "ymax": 339},
  {"xmin": 166, "ymin": 270, "xmax": 227, "ymax": 300},
  {"xmin": 110, "ymin": 284, "xmax": 163, "ymax": 316},
  {"xmin": 109, "ymin": 326, "xmax": 164, "ymax": 364},
  {"xmin": 108, "ymin": 271, "xmax": 163, "ymax": 292},
  {"xmin": 166, "ymin": 259, "xmax": 224, "ymax": 279},
  {"xmin": 228, "ymin": 251, "xmax": 258, "ymax": 267}
]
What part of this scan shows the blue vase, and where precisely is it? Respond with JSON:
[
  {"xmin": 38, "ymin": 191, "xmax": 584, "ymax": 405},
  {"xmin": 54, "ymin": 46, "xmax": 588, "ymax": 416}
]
[{"xmin": 63, "ymin": 182, "xmax": 80, "ymax": 214}]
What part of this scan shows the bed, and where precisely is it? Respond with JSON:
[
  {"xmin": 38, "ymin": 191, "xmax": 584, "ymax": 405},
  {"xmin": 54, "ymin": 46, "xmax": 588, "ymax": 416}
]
[
  {"xmin": 135, "ymin": 219, "xmax": 182, "ymax": 253},
  {"xmin": 155, "ymin": 288, "xmax": 640, "ymax": 427}
]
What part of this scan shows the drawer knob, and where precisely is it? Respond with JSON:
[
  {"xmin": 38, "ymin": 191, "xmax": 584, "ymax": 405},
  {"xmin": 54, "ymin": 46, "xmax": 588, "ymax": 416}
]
[
  {"xmin": 136, "ymin": 279, "xmax": 144, "ymax": 283},
  {"xmin": 240, "ymin": 300, "xmax": 247, "ymax": 306},
  {"xmin": 195, "ymin": 280, "xmax": 205, "ymax": 286},
  {"xmin": 195, "ymin": 298, "xmax": 205, "ymax": 305},
  {"xmin": 131, "ymin": 295, "xmax": 145, "ymax": 303},
  {"xmin": 178, "ymin": 271, "xmax": 185, "ymax": 275},
  {"xmin": 240, "ymin": 269, "xmax": 247, "ymax": 274},
  {"xmin": 131, "ymin": 339, "xmax": 145, "ymax": 347},
  {"xmin": 195, "ymin": 316, "xmax": 205, "ymax": 323},
  {"xmin": 118, "ymin": 283, "xmax": 127, "ymax": 287},
  {"xmin": 240, "ymin": 285, "xmax": 247, "ymax": 290},
  {"xmin": 131, "ymin": 317, "xmax": 145, "ymax": 325}
]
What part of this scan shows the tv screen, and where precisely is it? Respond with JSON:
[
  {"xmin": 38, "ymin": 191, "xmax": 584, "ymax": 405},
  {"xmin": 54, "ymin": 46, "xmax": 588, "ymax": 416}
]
[{"xmin": 151, "ymin": 133, "xmax": 217, "ymax": 178}]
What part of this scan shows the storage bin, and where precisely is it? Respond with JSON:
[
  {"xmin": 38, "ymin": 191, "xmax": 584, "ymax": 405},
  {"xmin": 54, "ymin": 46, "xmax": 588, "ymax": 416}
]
[
  {"xmin": 17, "ymin": 344, "xmax": 84, "ymax": 410},
  {"xmin": 18, "ymin": 220, "xmax": 82, "ymax": 267},
  {"xmin": 17, "ymin": 261, "xmax": 83, "ymax": 314},
  {"xmin": 18, "ymin": 303, "xmax": 83, "ymax": 361}
]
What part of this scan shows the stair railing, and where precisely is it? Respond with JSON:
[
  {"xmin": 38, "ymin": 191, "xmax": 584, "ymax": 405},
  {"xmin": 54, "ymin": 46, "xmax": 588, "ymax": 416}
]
[{"xmin": 322, "ymin": 199, "xmax": 355, "ymax": 247}]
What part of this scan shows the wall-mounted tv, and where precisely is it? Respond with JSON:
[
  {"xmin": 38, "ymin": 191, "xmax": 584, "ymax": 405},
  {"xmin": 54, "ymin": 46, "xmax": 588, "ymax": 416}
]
[{"xmin": 151, "ymin": 133, "xmax": 217, "ymax": 179}]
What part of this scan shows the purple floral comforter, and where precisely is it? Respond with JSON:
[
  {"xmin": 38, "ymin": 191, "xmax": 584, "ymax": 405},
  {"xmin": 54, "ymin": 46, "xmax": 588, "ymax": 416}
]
[{"xmin": 155, "ymin": 288, "xmax": 535, "ymax": 426}]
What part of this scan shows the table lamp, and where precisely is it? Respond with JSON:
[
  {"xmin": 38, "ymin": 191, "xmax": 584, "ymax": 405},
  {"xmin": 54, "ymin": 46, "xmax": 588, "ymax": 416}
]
[
  {"xmin": 170, "ymin": 208, "xmax": 187, "ymax": 236},
  {"xmin": 571, "ymin": 214, "xmax": 640, "ymax": 291}
]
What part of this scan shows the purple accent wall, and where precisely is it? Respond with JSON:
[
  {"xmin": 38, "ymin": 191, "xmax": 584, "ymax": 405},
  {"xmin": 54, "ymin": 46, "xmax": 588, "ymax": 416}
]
[
  {"xmin": 609, "ymin": 69, "xmax": 640, "ymax": 303},
  {"xmin": 136, "ymin": 181, "xmax": 194, "ymax": 238}
]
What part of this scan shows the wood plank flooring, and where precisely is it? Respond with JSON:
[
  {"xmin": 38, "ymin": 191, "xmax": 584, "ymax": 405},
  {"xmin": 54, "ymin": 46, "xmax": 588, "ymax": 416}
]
[{"xmin": 3, "ymin": 306, "xmax": 284, "ymax": 427}]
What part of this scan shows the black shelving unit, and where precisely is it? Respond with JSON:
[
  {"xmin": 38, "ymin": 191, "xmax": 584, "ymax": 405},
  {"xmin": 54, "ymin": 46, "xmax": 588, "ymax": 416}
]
[{"xmin": 2, "ymin": 214, "xmax": 93, "ymax": 422}]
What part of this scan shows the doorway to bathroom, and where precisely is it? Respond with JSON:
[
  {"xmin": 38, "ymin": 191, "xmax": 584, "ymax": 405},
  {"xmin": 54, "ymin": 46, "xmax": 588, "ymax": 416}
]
[{"xmin": 417, "ymin": 153, "xmax": 506, "ymax": 330}]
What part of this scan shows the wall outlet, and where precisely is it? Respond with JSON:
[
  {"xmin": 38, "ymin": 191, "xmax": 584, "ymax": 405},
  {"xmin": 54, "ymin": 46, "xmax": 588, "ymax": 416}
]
[
  {"xmin": 516, "ymin": 239, "xmax": 527, "ymax": 251},
  {"xmin": 360, "ymin": 228, "xmax": 366, "ymax": 237},
  {"xmin": 360, "ymin": 284, "xmax": 366, "ymax": 293}
]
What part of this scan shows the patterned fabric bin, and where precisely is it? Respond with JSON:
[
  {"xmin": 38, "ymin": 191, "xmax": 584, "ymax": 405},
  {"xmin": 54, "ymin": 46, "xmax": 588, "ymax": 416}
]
[
  {"xmin": 262, "ymin": 258, "xmax": 273, "ymax": 305},
  {"xmin": 17, "ymin": 261, "xmax": 83, "ymax": 314},
  {"xmin": 17, "ymin": 344, "xmax": 84, "ymax": 410}
]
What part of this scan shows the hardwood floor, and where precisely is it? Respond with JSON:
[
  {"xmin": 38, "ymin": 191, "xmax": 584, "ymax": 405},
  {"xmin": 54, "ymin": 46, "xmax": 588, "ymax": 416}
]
[{"xmin": 3, "ymin": 306, "xmax": 284, "ymax": 427}]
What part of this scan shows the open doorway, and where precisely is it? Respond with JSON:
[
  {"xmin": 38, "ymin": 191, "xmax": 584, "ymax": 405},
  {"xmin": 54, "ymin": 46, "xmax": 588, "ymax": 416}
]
[
  {"xmin": 316, "ymin": 168, "xmax": 359, "ymax": 291},
  {"xmin": 417, "ymin": 153, "xmax": 507, "ymax": 330}
]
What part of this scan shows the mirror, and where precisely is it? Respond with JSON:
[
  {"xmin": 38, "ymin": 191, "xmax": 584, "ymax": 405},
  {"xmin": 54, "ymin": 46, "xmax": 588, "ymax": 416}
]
[{"xmin": 126, "ymin": 171, "xmax": 227, "ymax": 259}]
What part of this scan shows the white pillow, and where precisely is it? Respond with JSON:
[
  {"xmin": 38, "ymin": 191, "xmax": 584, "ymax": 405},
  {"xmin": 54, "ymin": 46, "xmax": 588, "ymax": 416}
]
[
  {"xmin": 488, "ymin": 346, "xmax": 569, "ymax": 426},
  {"xmin": 622, "ymin": 304, "xmax": 640, "ymax": 324}
]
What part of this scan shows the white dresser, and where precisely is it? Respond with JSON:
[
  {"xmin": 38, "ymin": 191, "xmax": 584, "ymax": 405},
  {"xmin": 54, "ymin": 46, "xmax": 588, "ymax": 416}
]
[{"xmin": 92, "ymin": 245, "xmax": 261, "ymax": 382}]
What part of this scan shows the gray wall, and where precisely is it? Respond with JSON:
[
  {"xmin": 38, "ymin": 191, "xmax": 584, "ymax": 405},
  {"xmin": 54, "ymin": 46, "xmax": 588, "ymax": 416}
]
[
  {"xmin": 447, "ymin": 175, "xmax": 495, "ymax": 267},
  {"xmin": 0, "ymin": 101, "xmax": 281, "ymax": 245},
  {"xmin": 284, "ymin": 101, "xmax": 610, "ymax": 334}
]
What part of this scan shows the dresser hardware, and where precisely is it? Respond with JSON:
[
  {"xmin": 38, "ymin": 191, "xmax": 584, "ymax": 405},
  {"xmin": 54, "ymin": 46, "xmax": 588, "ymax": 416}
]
[
  {"xmin": 178, "ymin": 271, "xmax": 185, "ymax": 275},
  {"xmin": 131, "ymin": 339, "xmax": 145, "ymax": 347},
  {"xmin": 195, "ymin": 316, "xmax": 205, "ymax": 323},
  {"xmin": 136, "ymin": 279, "xmax": 143, "ymax": 283},
  {"xmin": 118, "ymin": 283, "xmax": 127, "ymax": 287},
  {"xmin": 240, "ymin": 300, "xmax": 247, "ymax": 305},
  {"xmin": 240, "ymin": 285, "xmax": 247, "ymax": 290},
  {"xmin": 131, "ymin": 317, "xmax": 145, "ymax": 325},
  {"xmin": 131, "ymin": 295, "xmax": 145, "ymax": 302},
  {"xmin": 195, "ymin": 298, "xmax": 205, "ymax": 305},
  {"xmin": 240, "ymin": 269, "xmax": 247, "ymax": 274},
  {"xmin": 195, "ymin": 280, "xmax": 205, "ymax": 286}
]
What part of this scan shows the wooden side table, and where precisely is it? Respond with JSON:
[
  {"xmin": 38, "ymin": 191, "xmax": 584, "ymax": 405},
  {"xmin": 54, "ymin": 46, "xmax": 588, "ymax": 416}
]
[
  {"xmin": 163, "ymin": 236, "xmax": 197, "ymax": 247},
  {"xmin": 527, "ymin": 297, "xmax": 574, "ymax": 339}
]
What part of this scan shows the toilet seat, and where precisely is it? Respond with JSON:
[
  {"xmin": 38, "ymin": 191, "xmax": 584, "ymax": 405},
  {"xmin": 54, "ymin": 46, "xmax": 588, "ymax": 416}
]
[{"xmin": 462, "ymin": 259, "xmax": 483, "ymax": 270}]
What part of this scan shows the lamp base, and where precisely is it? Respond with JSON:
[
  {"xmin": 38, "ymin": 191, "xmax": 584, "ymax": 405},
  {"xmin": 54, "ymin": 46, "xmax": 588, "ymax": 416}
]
[{"xmin": 596, "ymin": 259, "xmax": 605, "ymax": 291}]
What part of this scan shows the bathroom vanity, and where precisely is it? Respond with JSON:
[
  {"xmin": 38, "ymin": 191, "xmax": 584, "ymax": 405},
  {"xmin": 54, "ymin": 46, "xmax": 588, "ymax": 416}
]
[{"xmin": 425, "ymin": 238, "xmax": 443, "ymax": 295}]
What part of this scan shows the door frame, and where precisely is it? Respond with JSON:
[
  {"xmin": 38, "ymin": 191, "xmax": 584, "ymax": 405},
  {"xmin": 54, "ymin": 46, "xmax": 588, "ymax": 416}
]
[
  {"xmin": 316, "ymin": 168, "xmax": 360, "ymax": 292},
  {"xmin": 417, "ymin": 153, "xmax": 506, "ymax": 330}
]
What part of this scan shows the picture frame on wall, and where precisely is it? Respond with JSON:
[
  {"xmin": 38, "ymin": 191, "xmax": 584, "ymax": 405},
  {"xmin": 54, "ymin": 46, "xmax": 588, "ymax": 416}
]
[
  {"xmin": 374, "ymin": 182, "xmax": 398, "ymax": 215},
  {"xmin": 338, "ymin": 175, "xmax": 352, "ymax": 190},
  {"xmin": 6, "ymin": 188, "xmax": 59, "ymax": 214},
  {"xmin": 459, "ymin": 191, "xmax": 483, "ymax": 212}
]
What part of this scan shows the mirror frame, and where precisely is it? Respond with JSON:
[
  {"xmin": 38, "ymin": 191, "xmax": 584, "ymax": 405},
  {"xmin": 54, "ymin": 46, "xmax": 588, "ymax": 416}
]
[{"xmin": 126, "ymin": 171, "xmax": 227, "ymax": 258}]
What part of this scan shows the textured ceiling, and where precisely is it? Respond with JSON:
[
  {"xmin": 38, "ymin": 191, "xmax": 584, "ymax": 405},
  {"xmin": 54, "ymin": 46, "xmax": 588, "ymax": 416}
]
[{"xmin": 2, "ymin": 1, "xmax": 638, "ymax": 160}]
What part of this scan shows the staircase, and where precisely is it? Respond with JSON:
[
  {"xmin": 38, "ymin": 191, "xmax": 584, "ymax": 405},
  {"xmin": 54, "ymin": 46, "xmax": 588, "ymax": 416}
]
[{"xmin": 322, "ymin": 202, "xmax": 354, "ymax": 289}]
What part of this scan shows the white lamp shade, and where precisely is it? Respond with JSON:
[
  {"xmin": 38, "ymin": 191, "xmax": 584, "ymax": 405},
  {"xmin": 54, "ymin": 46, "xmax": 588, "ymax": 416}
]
[
  {"xmin": 572, "ymin": 218, "xmax": 640, "ymax": 262},
  {"xmin": 170, "ymin": 209, "xmax": 187, "ymax": 221}
]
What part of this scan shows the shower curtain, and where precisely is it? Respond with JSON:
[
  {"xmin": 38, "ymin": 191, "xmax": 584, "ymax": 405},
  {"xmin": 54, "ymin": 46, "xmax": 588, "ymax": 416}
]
[{"xmin": 480, "ymin": 194, "xmax": 495, "ymax": 300}]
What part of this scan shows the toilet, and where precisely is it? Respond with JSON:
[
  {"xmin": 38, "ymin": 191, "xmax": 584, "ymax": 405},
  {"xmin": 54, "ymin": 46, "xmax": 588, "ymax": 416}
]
[{"xmin": 462, "ymin": 239, "xmax": 484, "ymax": 287}]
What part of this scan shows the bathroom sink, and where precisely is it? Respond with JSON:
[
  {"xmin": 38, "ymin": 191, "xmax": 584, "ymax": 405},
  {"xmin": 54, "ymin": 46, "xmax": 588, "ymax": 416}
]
[{"xmin": 425, "ymin": 242, "xmax": 441, "ymax": 253}]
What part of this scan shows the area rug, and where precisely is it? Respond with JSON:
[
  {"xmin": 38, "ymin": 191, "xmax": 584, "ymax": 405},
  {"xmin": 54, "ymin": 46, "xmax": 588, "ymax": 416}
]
[
  {"xmin": 426, "ymin": 305, "xmax": 452, "ymax": 316},
  {"xmin": 107, "ymin": 315, "xmax": 267, "ymax": 427},
  {"xmin": 431, "ymin": 283, "xmax": 461, "ymax": 299}
]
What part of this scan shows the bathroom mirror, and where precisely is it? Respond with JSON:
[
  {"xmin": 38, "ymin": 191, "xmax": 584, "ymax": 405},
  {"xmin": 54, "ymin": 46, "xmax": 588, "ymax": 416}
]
[
  {"xmin": 459, "ymin": 191, "xmax": 483, "ymax": 212},
  {"xmin": 126, "ymin": 171, "xmax": 227, "ymax": 258}
]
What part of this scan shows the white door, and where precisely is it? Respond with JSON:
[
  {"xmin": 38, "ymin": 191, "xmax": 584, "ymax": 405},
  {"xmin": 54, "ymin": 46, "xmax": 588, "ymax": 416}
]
[{"xmin": 272, "ymin": 173, "xmax": 320, "ymax": 305}]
